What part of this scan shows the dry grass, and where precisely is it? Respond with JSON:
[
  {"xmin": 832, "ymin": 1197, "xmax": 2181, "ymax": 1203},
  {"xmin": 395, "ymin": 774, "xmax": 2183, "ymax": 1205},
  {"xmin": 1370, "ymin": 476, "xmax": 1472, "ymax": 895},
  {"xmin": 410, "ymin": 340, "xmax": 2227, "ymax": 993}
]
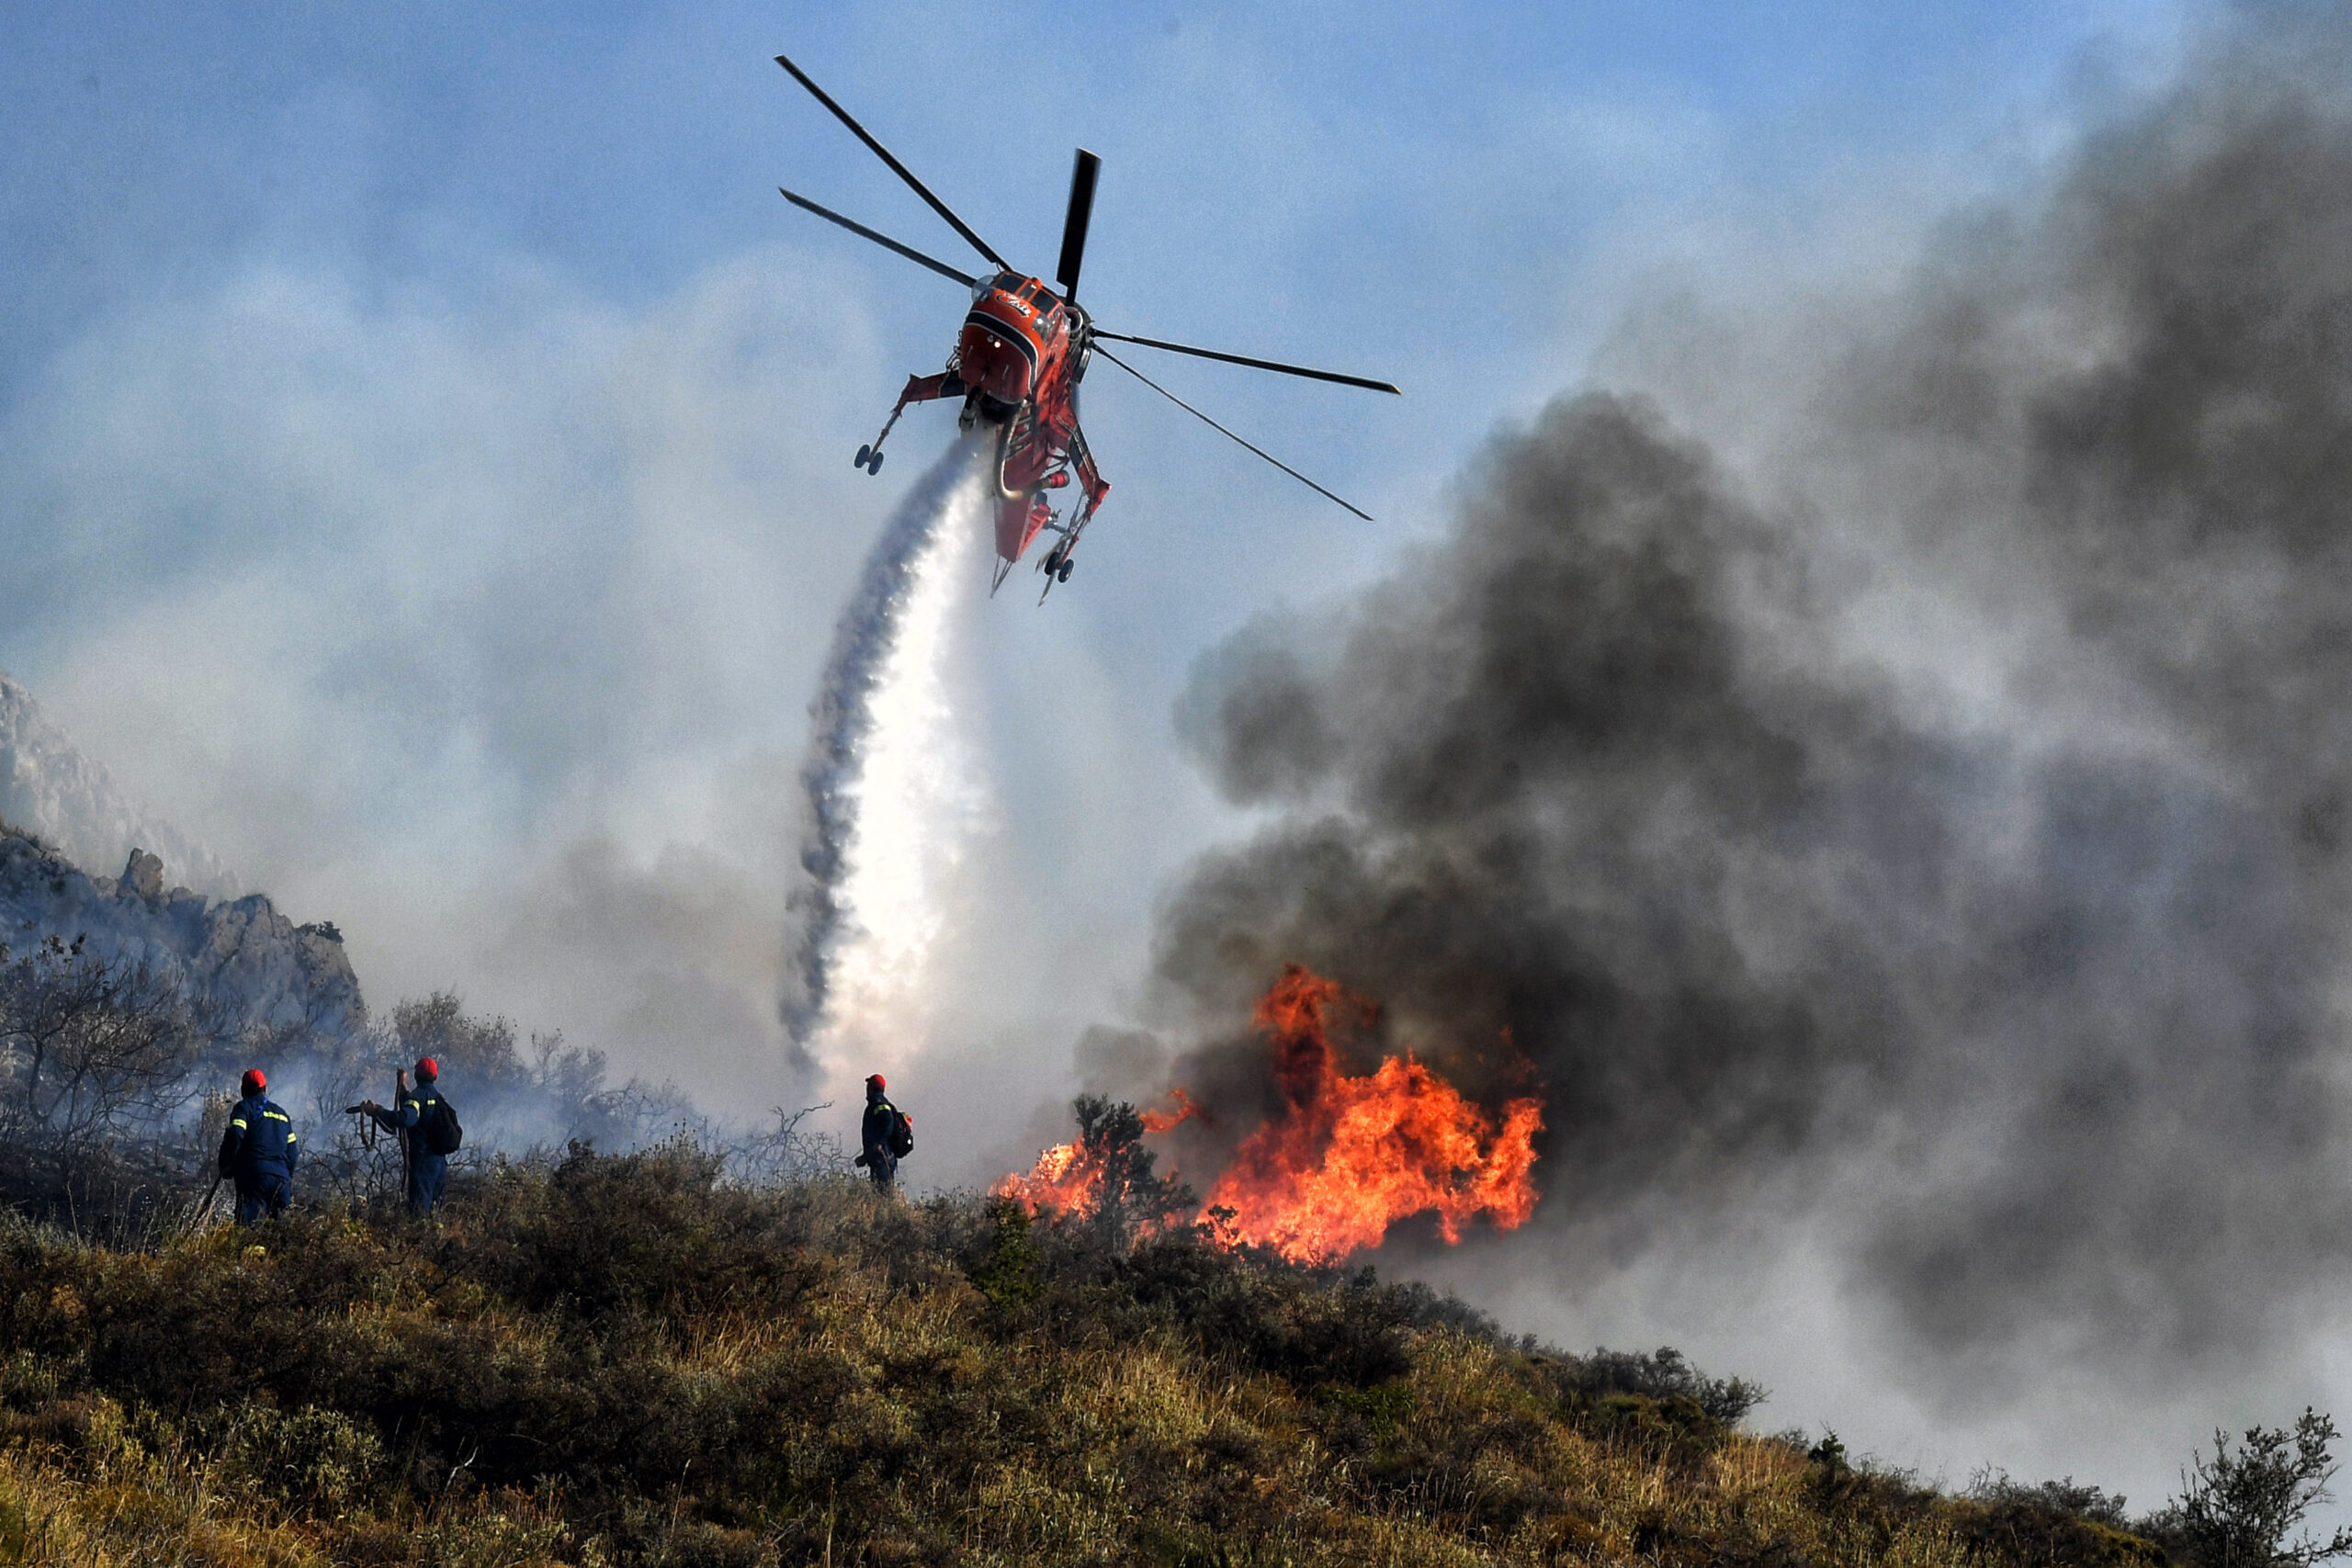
[{"xmin": 0, "ymin": 1145, "xmax": 2149, "ymax": 1566}]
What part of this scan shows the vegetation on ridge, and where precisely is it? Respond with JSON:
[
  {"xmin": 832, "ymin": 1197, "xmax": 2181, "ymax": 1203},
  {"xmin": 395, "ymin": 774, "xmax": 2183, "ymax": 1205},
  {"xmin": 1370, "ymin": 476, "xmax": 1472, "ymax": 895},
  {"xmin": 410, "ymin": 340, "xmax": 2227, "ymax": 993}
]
[
  {"xmin": 2, "ymin": 1126, "xmax": 2312, "ymax": 1568},
  {"xmin": 0, "ymin": 949, "xmax": 2345, "ymax": 1565}
]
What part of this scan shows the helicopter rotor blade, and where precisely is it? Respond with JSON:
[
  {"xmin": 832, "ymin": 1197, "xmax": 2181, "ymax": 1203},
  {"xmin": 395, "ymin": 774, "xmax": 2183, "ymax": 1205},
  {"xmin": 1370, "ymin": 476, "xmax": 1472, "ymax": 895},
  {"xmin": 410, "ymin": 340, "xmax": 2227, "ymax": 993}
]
[
  {"xmin": 775, "ymin": 51, "xmax": 1011, "ymax": 272},
  {"xmin": 1091, "ymin": 329, "xmax": 1398, "ymax": 395},
  {"xmin": 1056, "ymin": 149, "xmax": 1101, "ymax": 299},
  {"xmin": 777, "ymin": 187, "xmax": 978, "ymax": 287},
  {"xmin": 1094, "ymin": 345, "xmax": 1374, "ymax": 522}
]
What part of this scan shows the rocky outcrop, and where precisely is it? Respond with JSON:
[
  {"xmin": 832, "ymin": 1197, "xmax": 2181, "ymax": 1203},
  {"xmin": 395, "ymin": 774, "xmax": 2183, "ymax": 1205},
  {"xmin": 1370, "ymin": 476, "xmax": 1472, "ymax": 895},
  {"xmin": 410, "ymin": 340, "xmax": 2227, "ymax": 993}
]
[{"xmin": 0, "ymin": 830, "xmax": 364, "ymax": 1047}]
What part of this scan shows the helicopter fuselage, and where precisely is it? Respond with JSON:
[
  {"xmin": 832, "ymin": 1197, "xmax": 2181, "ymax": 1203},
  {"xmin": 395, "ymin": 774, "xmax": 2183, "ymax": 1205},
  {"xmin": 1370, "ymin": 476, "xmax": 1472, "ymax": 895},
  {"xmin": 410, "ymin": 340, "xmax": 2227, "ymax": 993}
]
[{"xmin": 866, "ymin": 270, "xmax": 1108, "ymax": 583}]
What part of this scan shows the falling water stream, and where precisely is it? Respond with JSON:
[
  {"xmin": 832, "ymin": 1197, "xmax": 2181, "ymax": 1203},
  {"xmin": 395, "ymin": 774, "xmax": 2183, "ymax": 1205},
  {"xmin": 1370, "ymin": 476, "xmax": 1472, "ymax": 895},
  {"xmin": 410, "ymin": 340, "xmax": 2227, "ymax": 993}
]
[{"xmin": 783, "ymin": 435, "xmax": 994, "ymax": 1094}]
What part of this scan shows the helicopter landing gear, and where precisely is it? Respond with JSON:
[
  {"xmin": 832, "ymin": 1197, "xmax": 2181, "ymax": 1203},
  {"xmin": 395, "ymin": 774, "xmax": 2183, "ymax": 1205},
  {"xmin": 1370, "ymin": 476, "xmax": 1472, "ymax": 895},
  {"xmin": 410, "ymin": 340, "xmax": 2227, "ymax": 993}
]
[
  {"xmin": 1035, "ymin": 540, "xmax": 1069, "ymax": 604},
  {"xmin": 860, "ymin": 397, "xmax": 919, "ymax": 473},
  {"xmin": 1038, "ymin": 538, "xmax": 1077, "ymax": 592}
]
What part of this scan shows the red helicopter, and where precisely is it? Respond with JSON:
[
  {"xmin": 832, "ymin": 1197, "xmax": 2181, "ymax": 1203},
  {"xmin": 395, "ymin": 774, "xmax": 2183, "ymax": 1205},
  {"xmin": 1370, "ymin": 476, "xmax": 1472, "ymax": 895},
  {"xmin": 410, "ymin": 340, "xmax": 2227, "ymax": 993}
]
[{"xmin": 773, "ymin": 52, "xmax": 1399, "ymax": 599}]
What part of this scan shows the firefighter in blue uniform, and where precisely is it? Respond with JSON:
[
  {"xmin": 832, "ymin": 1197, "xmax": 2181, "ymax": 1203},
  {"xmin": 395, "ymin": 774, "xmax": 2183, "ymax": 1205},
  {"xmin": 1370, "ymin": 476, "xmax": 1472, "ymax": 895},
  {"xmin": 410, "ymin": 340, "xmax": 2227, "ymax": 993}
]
[
  {"xmin": 854, "ymin": 1073, "xmax": 910, "ymax": 1191},
  {"xmin": 218, "ymin": 1067, "xmax": 299, "ymax": 1224},
  {"xmin": 360, "ymin": 1057, "xmax": 456, "ymax": 1216}
]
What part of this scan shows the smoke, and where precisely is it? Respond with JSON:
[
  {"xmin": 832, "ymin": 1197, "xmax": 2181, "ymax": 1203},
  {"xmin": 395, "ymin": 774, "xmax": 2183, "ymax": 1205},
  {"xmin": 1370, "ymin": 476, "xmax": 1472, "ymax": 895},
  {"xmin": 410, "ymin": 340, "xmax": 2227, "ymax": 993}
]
[
  {"xmin": 0, "ymin": 672, "xmax": 238, "ymax": 899},
  {"xmin": 784, "ymin": 436, "xmax": 994, "ymax": 1086},
  {"xmin": 1150, "ymin": 4, "xmax": 2352, "ymax": 1403}
]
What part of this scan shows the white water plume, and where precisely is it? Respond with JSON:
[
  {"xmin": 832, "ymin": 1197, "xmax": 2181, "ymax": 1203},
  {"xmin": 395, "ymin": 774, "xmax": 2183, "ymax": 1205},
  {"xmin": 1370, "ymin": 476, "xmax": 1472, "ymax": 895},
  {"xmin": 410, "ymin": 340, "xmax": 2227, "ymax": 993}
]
[{"xmin": 785, "ymin": 435, "xmax": 999, "ymax": 1097}]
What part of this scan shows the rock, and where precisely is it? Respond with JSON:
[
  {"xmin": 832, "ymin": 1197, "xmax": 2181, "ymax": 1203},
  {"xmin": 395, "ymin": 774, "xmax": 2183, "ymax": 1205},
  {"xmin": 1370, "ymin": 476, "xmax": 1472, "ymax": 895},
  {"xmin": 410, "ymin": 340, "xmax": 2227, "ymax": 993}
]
[
  {"xmin": 121, "ymin": 848, "xmax": 164, "ymax": 901},
  {"xmin": 0, "ymin": 829, "xmax": 367, "ymax": 1048},
  {"xmin": 0, "ymin": 673, "xmax": 360, "ymax": 1055}
]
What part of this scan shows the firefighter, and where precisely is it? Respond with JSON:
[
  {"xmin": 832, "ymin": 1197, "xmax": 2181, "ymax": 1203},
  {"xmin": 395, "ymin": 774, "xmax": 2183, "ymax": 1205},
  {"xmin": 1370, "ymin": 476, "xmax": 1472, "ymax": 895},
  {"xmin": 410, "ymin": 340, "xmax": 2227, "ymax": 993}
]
[
  {"xmin": 854, "ymin": 1073, "xmax": 911, "ymax": 1191},
  {"xmin": 218, "ymin": 1067, "xmax": 299, "ymax": 1224},
  {"xmin": 359, "ymin": 1057, "xmax": 460, "ymax": 1216}
]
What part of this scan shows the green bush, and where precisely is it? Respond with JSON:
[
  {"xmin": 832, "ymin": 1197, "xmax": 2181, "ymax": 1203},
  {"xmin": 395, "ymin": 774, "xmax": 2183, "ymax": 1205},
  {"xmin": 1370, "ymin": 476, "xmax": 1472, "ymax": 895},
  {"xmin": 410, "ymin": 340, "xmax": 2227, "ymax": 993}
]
[
  {"xmin": 968, "ymin": 1196, "xmax": 1045, "ymax": 1311},
  {"xmin": 200, "ymin": 1402, "xmax": 386, "ymax": 1516},
  {"xmin": 2149, "ymin": 1411, "xmax": 2352, "ymax": 1568},
  {"xmin": 1959, "ymin": 1475, "xmax": 2160, "ymax": 1568}
]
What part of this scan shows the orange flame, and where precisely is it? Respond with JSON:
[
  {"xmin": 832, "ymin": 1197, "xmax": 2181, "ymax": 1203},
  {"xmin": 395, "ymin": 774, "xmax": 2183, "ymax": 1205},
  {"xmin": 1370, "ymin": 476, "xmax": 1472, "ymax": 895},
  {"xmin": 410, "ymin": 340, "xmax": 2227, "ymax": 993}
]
[
  {"xmin": 995, "ymin": 1087, "xmax": 1204, "ymax": 1220},
  {"xmin": 992, "ymin": 969, "xmax": 1541, "ymax": 1266},
  {"xmin": 1202, "ymin": 965, "xmax": 1544, "ymax": 1265},
  {"xmin": 991, "ymin": 1138, "xmax": 1103, "ymax": 1217},
  {"xmin": 1140, "ymin": 1087, "xmax": 1201, "ymax": 1134}
]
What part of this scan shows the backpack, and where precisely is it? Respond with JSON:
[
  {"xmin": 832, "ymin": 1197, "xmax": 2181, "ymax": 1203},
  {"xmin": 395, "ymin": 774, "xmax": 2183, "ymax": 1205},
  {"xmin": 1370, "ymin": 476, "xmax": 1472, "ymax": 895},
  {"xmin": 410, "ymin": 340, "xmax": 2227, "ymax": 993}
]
[
  {"xmin": 421, "ymin": 1093, "xmax": 463, "ymax": 1156},
  {"xmin": 888, "ymin": 1108, "xmax": 913, "ymax": 1159}
]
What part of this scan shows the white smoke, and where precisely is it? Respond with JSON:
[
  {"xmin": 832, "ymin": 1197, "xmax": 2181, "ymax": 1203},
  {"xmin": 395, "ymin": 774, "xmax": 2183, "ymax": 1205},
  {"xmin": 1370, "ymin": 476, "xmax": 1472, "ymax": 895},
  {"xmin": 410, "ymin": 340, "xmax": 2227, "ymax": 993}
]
[
  {"xmin": 786, "ymin": 436, "xmax": 1002, "ymax": 1103},
  {"xmin": 0, "ymin": 671, "xmax": 239, "ymax": 898}
]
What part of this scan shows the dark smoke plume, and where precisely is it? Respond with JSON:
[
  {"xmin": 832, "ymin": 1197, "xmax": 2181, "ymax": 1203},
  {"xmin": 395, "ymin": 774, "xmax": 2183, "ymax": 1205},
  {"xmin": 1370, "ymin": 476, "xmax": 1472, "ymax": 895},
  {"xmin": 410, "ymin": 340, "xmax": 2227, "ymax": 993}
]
[
  {"xmin": 1153, "ymin": 8, "xmax": 2352, "ymax": 1384},
  {"xmin": 781, "ymin": 437, "xmax": 978, "ymax": 1062}
]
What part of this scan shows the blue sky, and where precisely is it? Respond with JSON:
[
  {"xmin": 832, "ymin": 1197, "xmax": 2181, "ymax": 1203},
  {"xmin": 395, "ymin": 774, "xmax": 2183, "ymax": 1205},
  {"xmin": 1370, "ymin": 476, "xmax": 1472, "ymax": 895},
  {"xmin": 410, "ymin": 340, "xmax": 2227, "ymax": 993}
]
[
  {"xmin": 0, "ymin": 1, "xmax": 2196, "ymax": 734},
  {"xmin": 5, "ymin": 2, "xmax": 2187, "ymax": 428},
  {"xmin": 3, "ymin": 3, "xmax": 2151, "ymax": 317},
  {"xmin": 2, "ymin": 0, "xmax": 2227, "ymax": 1498}
]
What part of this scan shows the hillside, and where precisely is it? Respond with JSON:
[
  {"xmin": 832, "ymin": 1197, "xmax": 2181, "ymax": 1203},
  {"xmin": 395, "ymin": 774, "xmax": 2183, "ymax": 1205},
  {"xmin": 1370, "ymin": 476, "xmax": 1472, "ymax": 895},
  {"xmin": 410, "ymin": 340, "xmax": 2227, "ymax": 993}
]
[
  {"xmin": 0, "ymin": 1144, "xmax": 2165, "ymax": 1568},
  {"xmin": 0, "ymin": 826, "xmax": 364, "ymax": 1052}
]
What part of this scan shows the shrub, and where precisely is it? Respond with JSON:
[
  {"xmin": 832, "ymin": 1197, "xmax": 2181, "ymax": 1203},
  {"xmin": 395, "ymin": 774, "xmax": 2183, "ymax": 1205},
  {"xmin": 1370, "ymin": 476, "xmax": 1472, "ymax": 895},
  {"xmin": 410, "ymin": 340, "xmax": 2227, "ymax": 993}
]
[
  {"xmin": 1962, "ymin": 1472, "xmax": 2159, "ymax": 1568},
  {"xmin": 198, "ymin": 1402, "xmax": 386, "ymax": 1516},
  {"xmin": 1118, "ymin": 1231, "xmax": 1417, "ymax": 1388},
  {"xmin": 1553, "ymin": 1343, "xmax": 1766, "ymax": 1424},
  {"xmin": 2153, "ymin": 1410, "xmax": 2352, "ymax": 1568},
  {"xmin": 967, "ymin": 1196, "xmax": 1045, "ymax": 1311},
  {"xmin": 0, "ymin": 1138, "xmax": 2222, "ymax": 1568}
]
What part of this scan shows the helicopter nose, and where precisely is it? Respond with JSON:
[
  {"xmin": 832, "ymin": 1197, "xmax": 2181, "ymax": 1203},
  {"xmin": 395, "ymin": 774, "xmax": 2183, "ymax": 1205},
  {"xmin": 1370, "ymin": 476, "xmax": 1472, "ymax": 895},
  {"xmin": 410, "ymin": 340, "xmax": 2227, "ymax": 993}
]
[{"xmin": 956, "ymin": 325, "xmax": 1034, "ymax": 402}]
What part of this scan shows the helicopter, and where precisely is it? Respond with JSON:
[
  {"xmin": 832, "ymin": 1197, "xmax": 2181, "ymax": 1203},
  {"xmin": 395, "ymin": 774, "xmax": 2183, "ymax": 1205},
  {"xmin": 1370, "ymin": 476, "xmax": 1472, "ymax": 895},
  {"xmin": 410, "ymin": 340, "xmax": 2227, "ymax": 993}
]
[{"xmin": 772, "ymin": 51, "xmax": 1399, "ymax": 599}]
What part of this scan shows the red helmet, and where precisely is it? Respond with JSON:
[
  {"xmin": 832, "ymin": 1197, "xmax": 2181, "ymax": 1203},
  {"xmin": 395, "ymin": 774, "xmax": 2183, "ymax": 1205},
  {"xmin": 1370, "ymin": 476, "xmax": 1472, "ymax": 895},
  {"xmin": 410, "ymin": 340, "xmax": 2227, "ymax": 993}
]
[
  {"xmin": 414, "ymin": 1056, "xmax": 438, "ymax": 1081},
  {"xmin": 866, "ymin": 1074, "xmax": 886, "ymax": 1090},
  {"xmin": 241, "ymin": 1068, "xmax": 266, "ymax": 1096}
]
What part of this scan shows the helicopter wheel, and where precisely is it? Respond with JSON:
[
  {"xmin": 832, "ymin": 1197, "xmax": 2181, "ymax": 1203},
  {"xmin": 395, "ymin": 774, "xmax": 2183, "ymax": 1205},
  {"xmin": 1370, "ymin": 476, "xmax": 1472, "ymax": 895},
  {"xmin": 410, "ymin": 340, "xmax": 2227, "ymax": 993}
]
[
  {"xmin": 854, "ymin": 445, "xmax": 872, "ymax": 469},
  {"xmin": 1057, "ymin": 559, "xmax": 1073, "ymax": 582},
  {"xmin": 867, "ymin": 450, "xmax": 885, "ymax": 474}
]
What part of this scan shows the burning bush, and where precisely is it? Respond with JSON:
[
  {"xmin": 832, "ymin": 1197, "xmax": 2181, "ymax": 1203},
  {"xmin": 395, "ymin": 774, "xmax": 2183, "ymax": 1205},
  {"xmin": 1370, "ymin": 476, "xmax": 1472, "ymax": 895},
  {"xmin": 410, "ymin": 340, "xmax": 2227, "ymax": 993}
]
[
  {"xmin": 991, "ymin": 1091, "xmax": 1195, "ymax": 1251},
  {"xmin": 999, "ymin": 964, "xmax": 1544, "ymax": 1267}
]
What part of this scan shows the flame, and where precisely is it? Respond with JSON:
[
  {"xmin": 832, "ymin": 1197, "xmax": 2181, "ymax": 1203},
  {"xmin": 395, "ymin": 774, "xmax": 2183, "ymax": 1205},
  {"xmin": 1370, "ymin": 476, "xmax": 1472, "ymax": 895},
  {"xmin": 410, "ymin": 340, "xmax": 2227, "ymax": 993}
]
[
  {"xmin": 1202, "ymin": 965, "xmax": 1544, "ymax": 1266},
  {"xmin": 991, "ymin": 1138, "xmax": 1102, "ymax": 1216},
  {"xmin": 993, "ymin": 1089, "xmax": 1199, "ymax": 1218},
  {"xmin": 1140, "ymin": 1087, "xmax": 1201, "ymax": 1134},
  {"xmin": 992, "ymin": 968, "xmax": 1542, "ymax": 1266}
]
